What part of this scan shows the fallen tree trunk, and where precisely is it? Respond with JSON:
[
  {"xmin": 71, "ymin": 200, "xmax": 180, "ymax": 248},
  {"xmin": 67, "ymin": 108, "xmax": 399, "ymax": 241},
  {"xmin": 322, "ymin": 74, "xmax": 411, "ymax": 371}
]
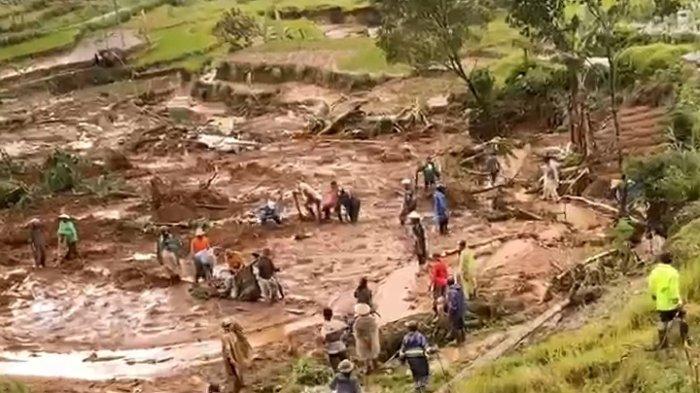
[
  {"xmin": 554, "ymin": 248, "xmax": 617, "ymax": 281},
  {"xmin": 436, "ymin": 298, "xmax": 571, "ymax": 393},
  {"xmin": 318, "ymin": 104, "xmax": 363, "ymax": 136}
]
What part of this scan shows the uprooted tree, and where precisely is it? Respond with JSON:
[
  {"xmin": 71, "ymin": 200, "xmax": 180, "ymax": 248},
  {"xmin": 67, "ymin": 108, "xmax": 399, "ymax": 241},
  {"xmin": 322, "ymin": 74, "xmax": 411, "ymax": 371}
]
[{"xmin": 373, "ymin": 0, "xmax": 494, "ymax": 110}]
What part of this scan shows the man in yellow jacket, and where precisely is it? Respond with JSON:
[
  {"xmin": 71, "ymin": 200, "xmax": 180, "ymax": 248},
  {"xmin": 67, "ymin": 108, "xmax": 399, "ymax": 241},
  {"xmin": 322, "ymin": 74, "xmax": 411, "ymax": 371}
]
[{"xmin": 648, "ymin": 252, "xmax": 689, "ymax": 349}]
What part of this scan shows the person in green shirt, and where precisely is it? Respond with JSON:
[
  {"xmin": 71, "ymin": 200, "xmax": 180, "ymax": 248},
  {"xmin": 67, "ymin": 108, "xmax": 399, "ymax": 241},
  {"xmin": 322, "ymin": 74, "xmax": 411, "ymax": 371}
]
[
  {"xmin": 458, "ymin": 240, "xmax": 477, "ymax": 299},
  {"xmin": 57, "ymin": 214, "xmax": 79, "ymax": 261},
  {"xmin": 648, "ymin": 252, "xmax": 689, "ymax": 349},
  {"xmin": 415, "ymin": 156, "xmax": 441, "ymax": 191}
]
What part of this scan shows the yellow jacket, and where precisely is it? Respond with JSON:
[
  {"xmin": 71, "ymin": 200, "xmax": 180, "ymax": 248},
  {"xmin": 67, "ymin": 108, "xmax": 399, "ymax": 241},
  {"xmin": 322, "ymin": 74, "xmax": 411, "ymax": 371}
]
[{"xmin": 648, "ymin": 263, "xmax": 681, "ymax": 311}]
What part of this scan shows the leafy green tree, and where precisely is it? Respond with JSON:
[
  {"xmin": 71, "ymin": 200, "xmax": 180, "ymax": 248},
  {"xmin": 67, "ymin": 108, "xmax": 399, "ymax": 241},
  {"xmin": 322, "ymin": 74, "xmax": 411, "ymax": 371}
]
[
  {"xmin": 373, "ymin": 0, "xmax": 494, "ymax": 105},
  {"xmin": 507, "ymin": 0, "xmax": 596, "ymax": 156},
  {"xmin": 653, "ymin": 0, "xmax": 682, "ymax": 17}
]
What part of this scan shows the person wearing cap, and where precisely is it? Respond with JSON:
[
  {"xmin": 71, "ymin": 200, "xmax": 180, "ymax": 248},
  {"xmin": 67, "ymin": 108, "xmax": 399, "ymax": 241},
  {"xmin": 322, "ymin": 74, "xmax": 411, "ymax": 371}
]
[
  {"xmin": 457, "ymin": 240, "xmax": 477, "ymax": 299},
  {"xmin": 445, "ymin": 277, "xmax": 466, "ymax": 343},
  {"xmin": 399, "ymin": 320, "xmax": 431, "ymax": 393},
  {"xmin": 220, "ymin": 318, "xmax": 252, "ymax": 393},
  {"xmin": 352, "ymin": 303, "xmax": 380, "ymax": 373},
  {"xmin": 320, "ymin": 307, "xmax": 349, "ymax": 371},
  {"xmin": 416, "ymin": 156, "xmax": 441, "ymax": 191},
  {"xmin": 28, "ymin": 218, "xmax": 47, "ymax": 268},
  {"xmin": 433, "ymin": 184, "xmax": 449, "ymax": 235},
  {"xmin": 399, "ymin": 178, "xmax": 417, "ymax": 226},
  {"xmin": 409, "ymin": 211, "xmax": 428, "ymax": 267},
  {"xmin": 649, "ymin": 252, "xmax": 689, "ymax": 349},
  {"xmin": 57, "ymin": 213, "xmax": 78, "ymax": 261},
  {"xmin": 541, "ymin": 154, "xmax": 560, "ymax": 201},
  {"xmin": 329, "ymin": 359, "xmax": 362, "ymax": 393},
  {"xmin": 258, "ymin": 198, "xmax": 282, "ymax": 225},
  {"xmin": 157, "ymin": 226, "xmax": 182, "ymax": 280},
  {"xmin": 253, "ymin": 248, "xmax": 280, "ymax": 302},
  {"xmin": 191, "ymin": 227, "xmax": 213, "ymax": 283}
]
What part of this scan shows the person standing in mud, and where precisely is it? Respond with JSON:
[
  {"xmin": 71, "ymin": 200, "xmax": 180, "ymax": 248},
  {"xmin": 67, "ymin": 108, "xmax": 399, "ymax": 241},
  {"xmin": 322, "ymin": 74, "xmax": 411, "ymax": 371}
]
[
  {"xmin": 408, "ymin": 211, "xmax": 428, "ymax": 267},
  {"xmin": 28, "ymin": 218, "xmax": 47, "ymax": 268},
  {"xmin": 541, "ymin": 154, "xmax": 560, "ymax": 201},
  {"xmin": 445, "ymin": 277, "xmax": 466, "ymax": 344},
  {"xmin": 191, "ymin": 227, "xmax": 213, "ymax": 283},
  {"xmin": 416, "ymin": 156, "xmax": 441, "ymax": 191},
  {"xmin": 400, "ymin": 320, "xmax": 431, "ymax": 393},
  {"xmin": 157, "ymin": 226, "xmax": 182, "ymax": 280},
  {"xmin": 354, "ymin": 277, "xmax": 373, "ymax": 309},
  {"xmin": 399, "ymin": 178, "xmax": 417, "ymax": 226},
  {"xmin": 484, "ymin": 150, "xmax": 501, "ymax": 187},
  {"xmin": 253, "ymin": 248, "xmax": 280, "ymax": 302},
  {"xmin": 220, "ymin": 318, "xmax": 252, "ymax": 393},
  {"xmin": 321, "ymin": 180, "xmax": 341, "ymax": 221},
  {"xmin": 293, "ymin": 182, "xmax": 322, "ymax": 222},
  {"xmin": 320, "ymin": 307, "xmax": 349, "ymax": 371},
  {"xmin": 457, "ymin": 240, "xmax": 477, "ymax": 299},
  {"xmin": 57, "ymin": 213, "xmax": 78, "ymax": 262},
  {"xmin": 430, "ymin": 253, "xmax": 449, "ymax": 313},
  {"xmin": 433, "ymin": 184, "xmax": 449, "ymax": 235},
  {"xmin": 338, "ymin": 188, "xmax": 361, "ymax": 223},
  {"xmin": 352, "ymin": 303, "xmax": 381, "ymax": 374}
]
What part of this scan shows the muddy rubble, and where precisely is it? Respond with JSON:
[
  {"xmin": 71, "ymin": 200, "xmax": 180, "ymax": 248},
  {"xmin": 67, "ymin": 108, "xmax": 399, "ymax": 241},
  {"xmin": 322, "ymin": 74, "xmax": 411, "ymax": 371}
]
[{"xmin": 0, "ymin": 54, "xmax": 622, "ymax": 393}]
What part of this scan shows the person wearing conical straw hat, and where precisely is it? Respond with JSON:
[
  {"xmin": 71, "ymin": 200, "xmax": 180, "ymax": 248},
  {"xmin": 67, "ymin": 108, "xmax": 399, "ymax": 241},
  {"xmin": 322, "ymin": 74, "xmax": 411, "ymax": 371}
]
[
  {"xmin": 352, "ymin": 303, "xmax": 380, "ymax": 374},
  {"xmin": 220, "ymin": 317, "xmax": 252, "ymax": 393}
]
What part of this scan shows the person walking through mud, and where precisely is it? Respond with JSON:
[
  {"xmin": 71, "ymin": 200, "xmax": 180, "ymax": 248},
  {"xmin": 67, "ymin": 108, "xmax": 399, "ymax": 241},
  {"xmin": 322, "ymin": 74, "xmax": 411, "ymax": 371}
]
[
  {"xmin": 400, "ymin": 320, "xmax": 432, "ymax": 393},
  {"xmin": 649, "ymin": 252, "xmax": 689, "ymax": 349},
  {"xmin": 320, "ymin": 307, "xmax": 349, "ymax": 371},
  {"xmin": 484, "ymin": 150, "xmax": 501, "ymax": 187},
  {"xmin": 220, "ymin": 318, "xmax": 252, "ymax": 393},
  {"xmin": 408, "ymin": 211, "xmax": 428, "ymax": 267},
  {"xmin": 157, "ymin": 226, "xmax": 182, "ymax": 280},
  {"xmin": 354, "ymin": 277, "xmax": 373, "ymax": 308},
  {"xmin": 352, "ymin": 303, "xmax": 380, "ymax": 373},
  {"xmin": 57, "ymin": 213, "xmax": 78, "ymax": 262},
  {"xmin": 329, "ymin": 359, "xmax": 363, "ymax": 393},
  {"xmin": 253, "ymin": 248, "xmax": 281, "ymax": 302},
  {"xmin": 415, "ymin": 156, "xmax": 441, "ymax": 191},
  {"xmin": 399, "ymin": 178, "xmax": 417, "ymax": 225},
  {"xmin": 433, "ymin": 184, "xmax": 449, "ymax": 235},
  {"xmin": 28, "ymin": 218, "xmax": 47, "ymax": 268},
  {"xmin": 445, "ymin": 277, "xmax": 466, "ymax": 344}
]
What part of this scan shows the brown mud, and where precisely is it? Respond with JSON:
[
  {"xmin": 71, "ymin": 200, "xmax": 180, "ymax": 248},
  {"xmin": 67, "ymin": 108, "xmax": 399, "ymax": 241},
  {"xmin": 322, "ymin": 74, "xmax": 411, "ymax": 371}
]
[{"xmin": 0, "ymin": 54, "xmax": 615, "ymax": 392}]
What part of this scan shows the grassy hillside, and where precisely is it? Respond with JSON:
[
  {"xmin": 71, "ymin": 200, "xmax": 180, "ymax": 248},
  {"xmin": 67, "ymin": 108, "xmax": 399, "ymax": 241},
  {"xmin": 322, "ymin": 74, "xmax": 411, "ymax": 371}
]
[{"xmin": 455, "ymin": 219, "xmax": 700, "ymax": 393}]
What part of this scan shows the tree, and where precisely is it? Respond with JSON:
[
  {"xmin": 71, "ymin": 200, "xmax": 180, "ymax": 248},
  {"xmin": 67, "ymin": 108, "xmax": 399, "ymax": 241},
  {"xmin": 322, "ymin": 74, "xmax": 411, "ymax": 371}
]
[
  {"xmin": 581, "ymin": 0, "xmax": 630, "ymax": 216},
  {"xmin": 507, "ymin": 0, "xmax": 596, "ymax": 156},
  {"xmin": 213, "ymin": 8, "xmax": 260, "ymax": 52},
  {"xmin": 373, "ymin": 0, "xmax": 494, "ymax": 105},
  {"xmin": 653, "ymin": 0, "xmax": 682, "ymax": 17}
]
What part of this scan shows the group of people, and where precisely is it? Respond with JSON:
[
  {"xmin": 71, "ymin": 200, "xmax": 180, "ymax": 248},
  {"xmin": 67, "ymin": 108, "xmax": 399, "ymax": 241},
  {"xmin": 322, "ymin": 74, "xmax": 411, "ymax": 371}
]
[
  {"xmin": 156, "ymin": 226, "xmax": 282, "ymax": 303},
  {"xmin": 27, "ymin": 213, "xmax": 79, "ymax": 268},
  {"xmin": 293, "ymin": 180, "xmax": 361, "ymax": 224}
]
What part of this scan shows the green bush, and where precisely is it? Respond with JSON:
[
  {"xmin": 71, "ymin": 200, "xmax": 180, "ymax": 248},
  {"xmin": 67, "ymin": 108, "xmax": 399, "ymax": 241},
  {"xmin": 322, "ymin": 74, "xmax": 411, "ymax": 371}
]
[
  {"xmin": 616, "ymin": 43, "xmax": 693, "ymax": 84},
  {"xmin": 292, "ymin": 357, "xmax": 333, "ymax": 386}
]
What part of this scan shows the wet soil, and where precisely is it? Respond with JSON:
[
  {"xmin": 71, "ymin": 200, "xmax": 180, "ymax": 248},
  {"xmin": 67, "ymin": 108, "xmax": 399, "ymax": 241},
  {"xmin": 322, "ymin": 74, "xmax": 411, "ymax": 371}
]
[{"xmin": 0, "ymin": 62, "xmax": 613, "ymax": 392}]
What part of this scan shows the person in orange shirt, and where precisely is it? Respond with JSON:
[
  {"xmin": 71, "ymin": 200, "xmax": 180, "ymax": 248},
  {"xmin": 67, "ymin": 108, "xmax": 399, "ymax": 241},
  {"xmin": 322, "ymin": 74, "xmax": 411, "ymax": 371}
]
[{"xmin": 191, "ymin": 227, "xmax": 213, "ymax": 283}]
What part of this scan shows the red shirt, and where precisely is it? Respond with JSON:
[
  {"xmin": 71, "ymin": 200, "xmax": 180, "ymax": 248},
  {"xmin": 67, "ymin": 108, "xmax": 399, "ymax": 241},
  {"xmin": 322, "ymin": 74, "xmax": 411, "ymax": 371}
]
[{"xmin": 430, "ymin": 258, "xmax": 449, "ymax": 287}]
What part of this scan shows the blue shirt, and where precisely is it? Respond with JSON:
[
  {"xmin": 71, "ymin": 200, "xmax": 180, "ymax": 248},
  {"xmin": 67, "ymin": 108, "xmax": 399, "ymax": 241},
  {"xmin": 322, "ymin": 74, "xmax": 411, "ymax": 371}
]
[
  {"xmin": 433, "ymin": 190, "xmax": 448, "ymax": 220},
  {"xmin": 447, "ymin": 284, "xmax": 466, "ymax": 318}
]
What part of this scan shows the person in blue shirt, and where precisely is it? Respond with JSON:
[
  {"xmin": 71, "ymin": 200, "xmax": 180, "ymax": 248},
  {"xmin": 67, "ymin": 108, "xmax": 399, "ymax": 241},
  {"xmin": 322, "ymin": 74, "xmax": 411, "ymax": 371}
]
[
  {"xmin": 433, "ymin": 184, "xmax": 449, "ymax": 235},
  {"xmin": 445, "ymin": 277, "xmax": 466, "ymax": 343},
  {"xmin": 400, "ymin": 320, "xmax": 431, "ymax": 393}
]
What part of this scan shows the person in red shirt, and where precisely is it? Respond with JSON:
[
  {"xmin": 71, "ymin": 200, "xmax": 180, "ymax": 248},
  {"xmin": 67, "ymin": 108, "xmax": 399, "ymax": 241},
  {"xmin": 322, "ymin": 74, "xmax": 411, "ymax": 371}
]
[
  {"xmin": 430, "ymin": 253, "xmax": 449, "ymax": 312},
  {"xmin": 321, "ymin": 180, "xmax": 340, "ymax": 221}
]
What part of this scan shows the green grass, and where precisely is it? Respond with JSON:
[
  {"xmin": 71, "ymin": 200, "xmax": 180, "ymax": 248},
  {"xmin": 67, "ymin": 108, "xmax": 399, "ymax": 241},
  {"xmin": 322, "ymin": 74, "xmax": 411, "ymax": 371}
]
[
  {"xmin": 135, "ymin": 21, "xmax": 219, "ymax": 67},
  {"xmin": 455, "ymin": 217, "xmax": 700, "ymax": 393},
  {"xmin": 0, "ymin": 28, "xmax": 80, "ymax": 62}
]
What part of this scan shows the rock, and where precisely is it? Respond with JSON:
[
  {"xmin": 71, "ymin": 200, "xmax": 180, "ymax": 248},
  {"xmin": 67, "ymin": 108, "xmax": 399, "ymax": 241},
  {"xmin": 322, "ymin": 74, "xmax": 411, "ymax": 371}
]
[
  {"xmin": 582, "ymin": 178, "xmax": 611, "ymax": 199},
  {"xmin": 103, "ymin": 148, "xmax": 132, "ymax": 171}
]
